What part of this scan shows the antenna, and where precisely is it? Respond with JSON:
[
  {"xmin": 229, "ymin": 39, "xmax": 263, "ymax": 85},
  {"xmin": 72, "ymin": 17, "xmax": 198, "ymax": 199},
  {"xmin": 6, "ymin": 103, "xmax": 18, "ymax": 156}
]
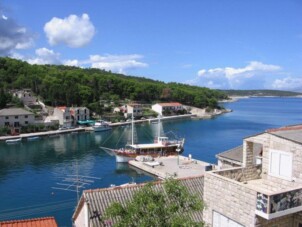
[{"xmin": 52, "ymin": 160, "xmax": 101, "ymax": 202}]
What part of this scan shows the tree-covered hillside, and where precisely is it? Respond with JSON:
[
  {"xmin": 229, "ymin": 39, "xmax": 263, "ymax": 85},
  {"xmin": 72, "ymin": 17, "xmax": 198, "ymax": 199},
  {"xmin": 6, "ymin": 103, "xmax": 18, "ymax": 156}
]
[{"xmin": 0, "ymin": 57, "xmax": 227, "ymax": 111}]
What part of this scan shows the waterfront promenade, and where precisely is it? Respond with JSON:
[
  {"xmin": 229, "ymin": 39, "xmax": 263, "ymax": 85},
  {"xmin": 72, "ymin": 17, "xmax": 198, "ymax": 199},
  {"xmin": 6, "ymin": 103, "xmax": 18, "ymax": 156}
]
[{"xmin": 0, "ymin": 114, "xmax": 195, "ymax": 141}]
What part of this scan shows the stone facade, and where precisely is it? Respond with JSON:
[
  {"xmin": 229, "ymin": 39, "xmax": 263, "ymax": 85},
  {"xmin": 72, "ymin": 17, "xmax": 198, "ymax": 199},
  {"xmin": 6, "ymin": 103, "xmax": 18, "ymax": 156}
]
[{"xmin": 204, "ymin": 125, "xmax": 302, "ymax": 227}]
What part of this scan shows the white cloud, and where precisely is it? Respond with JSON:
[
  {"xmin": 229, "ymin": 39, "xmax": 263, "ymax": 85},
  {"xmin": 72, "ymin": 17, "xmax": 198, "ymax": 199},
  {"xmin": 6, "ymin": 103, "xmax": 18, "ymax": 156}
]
[
  {"xmin": 27, "ymin": 48, "xmax": 61, "ymax": 65},
  {"xmin": 272, "ymin": 77, "xmax": 302, "ymax": 91},
  {"xmin": 44, "ymin": 13, "xmax": 95, "ymax": 48},
  {"xmin": 0, "ymin": 8, "xmax": 34, "ymax": 55},
  {"xmin": 63, "ymin": 59, "xmax": 80, "ymax": 67},
  {"xmin": 90, "ymin": 54, "xmax": 148, "ymax": 73},
  {"xmin": 189, "ymin": 61, "xmax": 281, "ymax": 89}
]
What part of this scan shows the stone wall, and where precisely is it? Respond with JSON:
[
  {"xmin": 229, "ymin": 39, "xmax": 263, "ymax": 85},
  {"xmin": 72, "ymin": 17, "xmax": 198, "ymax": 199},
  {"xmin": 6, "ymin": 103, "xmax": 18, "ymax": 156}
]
[{"xmin": 203, "ymin": 172, "xmax": 257, "ymax": 227}]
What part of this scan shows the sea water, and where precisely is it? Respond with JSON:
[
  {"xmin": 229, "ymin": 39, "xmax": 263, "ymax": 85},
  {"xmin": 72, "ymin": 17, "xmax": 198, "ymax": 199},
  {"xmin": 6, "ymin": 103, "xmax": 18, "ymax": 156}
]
[{"xmin": 0, "ymin": 97, "xmax": 301, "ymax": 226}]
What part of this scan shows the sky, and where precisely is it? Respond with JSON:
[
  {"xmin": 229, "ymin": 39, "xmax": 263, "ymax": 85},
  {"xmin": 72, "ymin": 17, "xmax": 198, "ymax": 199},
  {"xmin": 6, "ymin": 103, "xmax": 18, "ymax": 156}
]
[{"xmin": 1, "ymin": 0, "xmax": 302, "ymax": 91}]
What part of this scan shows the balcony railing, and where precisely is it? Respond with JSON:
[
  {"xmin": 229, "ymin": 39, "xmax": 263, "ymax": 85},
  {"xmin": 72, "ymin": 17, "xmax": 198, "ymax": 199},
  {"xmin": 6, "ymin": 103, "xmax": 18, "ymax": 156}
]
[{"xmin": 255, "ymin": 187, "xmax": 302, "ymax": 219}]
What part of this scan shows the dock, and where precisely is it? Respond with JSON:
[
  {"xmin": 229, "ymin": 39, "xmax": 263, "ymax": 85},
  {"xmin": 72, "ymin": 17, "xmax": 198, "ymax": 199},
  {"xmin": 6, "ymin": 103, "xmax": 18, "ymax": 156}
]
[{"xmin": 129, "ymin": 155, "xmax": 213, "ymax": 179}]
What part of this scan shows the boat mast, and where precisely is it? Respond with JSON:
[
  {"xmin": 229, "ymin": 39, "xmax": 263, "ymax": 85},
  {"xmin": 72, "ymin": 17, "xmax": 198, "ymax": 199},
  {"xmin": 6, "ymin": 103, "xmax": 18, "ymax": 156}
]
[
  {"xmin": 157, "ymin": 114, "xmax": 161, "ymax": 138},
  {"xmin": 131, "ymin": 113, "xmax": 134, "ymax": 145}
]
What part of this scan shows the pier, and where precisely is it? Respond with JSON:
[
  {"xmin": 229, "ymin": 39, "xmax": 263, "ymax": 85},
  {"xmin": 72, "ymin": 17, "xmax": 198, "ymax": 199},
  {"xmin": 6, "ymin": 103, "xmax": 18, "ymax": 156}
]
[{"xmin": 129, "ymin": 155, "xmax": 213, "ymax": 179}]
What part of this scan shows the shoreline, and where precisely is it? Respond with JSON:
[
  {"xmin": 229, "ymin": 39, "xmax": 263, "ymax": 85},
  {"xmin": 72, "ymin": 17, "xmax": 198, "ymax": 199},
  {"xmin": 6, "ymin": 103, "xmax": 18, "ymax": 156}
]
[
  {"xmin": 0, "ymin": 114, "xmax": 195, "ymax": 141},
  {"xmin": 220, "ymin": 95, "xmax": 302, "ymax": 103}
]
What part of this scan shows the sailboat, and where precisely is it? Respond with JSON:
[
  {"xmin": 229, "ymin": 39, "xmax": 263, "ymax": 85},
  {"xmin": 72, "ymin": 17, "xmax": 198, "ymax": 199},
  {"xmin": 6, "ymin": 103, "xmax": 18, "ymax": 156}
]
[{"xmin": 101, "ymin": 115, "xmax": 185, "ymax": 163}]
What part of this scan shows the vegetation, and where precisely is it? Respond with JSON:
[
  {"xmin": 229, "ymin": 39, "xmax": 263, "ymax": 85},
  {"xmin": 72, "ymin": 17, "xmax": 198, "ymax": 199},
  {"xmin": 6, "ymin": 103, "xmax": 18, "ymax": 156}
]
[
  {"xmin": 104, "ymin": 178, "xmax": 204, "ymax": 227},
  {"xmin": 0, "ymin": 57, "xmax": 227, "ymax": 114},
  {"xmin": 220, "ymin": 89, "xmax": 302, "ymax": 97}
]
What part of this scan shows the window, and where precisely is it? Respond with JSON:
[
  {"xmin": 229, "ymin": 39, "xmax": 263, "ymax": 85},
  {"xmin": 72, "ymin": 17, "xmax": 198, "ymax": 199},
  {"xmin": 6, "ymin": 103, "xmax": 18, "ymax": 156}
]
[
  {"xmin": 5, "ymin": 116, "xmax": 9, "ymax": 119},
  {"xmin": 25, "ymin": 121, "xmax": 28, "ymax": 124},
  {"xmin": 213, "ymin": 211, "xmax": 244, "ymax": 227},
  {"xmin": 269, "ymin": 149, "xmax": 292, "ymax": 180},
  {"xmin": 25, "ymin": 115, "xmax": 28, "ymax": 118},
  {"xmin": 5, "ymin": 122, "xmax": 9, "ymax": 126},
  {"xmin": 15, "ymin": 116, "xmax": 19, "ymax": 119}
]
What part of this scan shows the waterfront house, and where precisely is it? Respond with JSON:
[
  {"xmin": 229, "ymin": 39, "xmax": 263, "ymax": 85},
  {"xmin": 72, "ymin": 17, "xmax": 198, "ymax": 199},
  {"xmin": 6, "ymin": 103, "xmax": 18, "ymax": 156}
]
[
  {"xmin": 204, "ymin": 124, "xmax": 302, "ymax": 226},
  {"xmin": 0, "ymin": 108, "xmax": 35, "ymax": 134},
  {"xmin": 0, "ymin": 217, "xmax": 58, "ymax": 227},
  {"xmin": 152, "ymin": 102, "xmax": 183, "ymax": 115},
  {"xmin": 72, "ymin": 176, "xmax": 204, "ymax": 227},
  {"xmin": 70, "ymin": 107, "xmax": 90, "ymax": 124},
  {"xmin": 124, "ymin": 103, "xmax": 143, "ymax": 118},
  {"xmin": 53, "ymin": 106, "xmax": 73, "ymax": 128}
]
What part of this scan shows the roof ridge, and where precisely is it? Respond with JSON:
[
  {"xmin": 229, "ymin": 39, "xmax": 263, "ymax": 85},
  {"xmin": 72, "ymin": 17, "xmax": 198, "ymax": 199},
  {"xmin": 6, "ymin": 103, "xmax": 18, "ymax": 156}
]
[
  {"xmin": 267, "ymin": 124, "xmax": 302, "ymax": 133},
  {"xmin": 0, "ymin": 216, "xmax": 56, "ymax": 223}
]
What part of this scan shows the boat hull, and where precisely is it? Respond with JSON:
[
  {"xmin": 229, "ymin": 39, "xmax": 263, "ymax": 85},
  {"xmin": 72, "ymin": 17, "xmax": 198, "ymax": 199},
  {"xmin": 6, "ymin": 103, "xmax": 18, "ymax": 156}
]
[
  {"xmin": 93, "ymin": 126, "xmax": 112, "ymax": 132},
  {"xmin": 6, "ymin": 138, "xmax": 22, "ymax": 143},
  {"xmin": 116, "ymin": 155, "xmax": 134, "ymax": 163}
]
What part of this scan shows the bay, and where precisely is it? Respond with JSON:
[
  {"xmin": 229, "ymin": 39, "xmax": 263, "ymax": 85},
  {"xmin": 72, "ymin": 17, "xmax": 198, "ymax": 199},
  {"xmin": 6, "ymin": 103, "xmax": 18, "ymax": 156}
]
[{"xmin": 0, "ymin": 97, "xmax": 301, "ymax": 226}]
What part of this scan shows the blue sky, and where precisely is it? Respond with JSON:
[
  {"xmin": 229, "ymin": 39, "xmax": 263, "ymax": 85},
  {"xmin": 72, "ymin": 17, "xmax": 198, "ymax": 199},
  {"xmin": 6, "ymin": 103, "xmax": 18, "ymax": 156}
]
[{"xmin": 1, "ymin": 0, "xmax": 302, "ymax": 91}]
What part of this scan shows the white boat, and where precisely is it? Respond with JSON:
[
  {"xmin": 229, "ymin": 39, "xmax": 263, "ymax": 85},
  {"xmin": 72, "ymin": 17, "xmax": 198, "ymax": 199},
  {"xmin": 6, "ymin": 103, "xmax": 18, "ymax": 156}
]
[
  {"xmin": 101, "ymin": 115, "xmax": 185, "ymax": 163},
  {"xmin": 93, "ymin": 120, "xmax": 112, "ymax": 132},
  {"xmin": 27, "ymin": 136, "xmax": 40, "ymax": 141},
  {"xmin": 6, "ymin": 138, "xmax": 22, "ymax": 143}
]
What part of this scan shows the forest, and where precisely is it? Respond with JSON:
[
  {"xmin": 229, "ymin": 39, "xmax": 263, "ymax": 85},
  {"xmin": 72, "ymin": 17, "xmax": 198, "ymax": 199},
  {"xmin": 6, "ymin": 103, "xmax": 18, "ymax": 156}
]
[{"xmin": 0, "ymin": 57, "xmax": 228, "ymax": 112}]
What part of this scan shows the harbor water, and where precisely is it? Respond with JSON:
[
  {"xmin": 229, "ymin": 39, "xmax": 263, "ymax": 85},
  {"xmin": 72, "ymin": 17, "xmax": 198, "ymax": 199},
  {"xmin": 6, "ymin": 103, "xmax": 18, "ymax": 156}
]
[{"xmin": 0, "ymin": 97, "xmax": 301, "ymax": 226}]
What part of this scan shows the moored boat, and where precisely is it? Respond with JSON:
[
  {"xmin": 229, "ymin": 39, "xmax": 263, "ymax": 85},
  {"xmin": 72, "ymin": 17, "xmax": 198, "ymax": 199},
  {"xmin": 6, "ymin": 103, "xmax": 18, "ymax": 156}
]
[
  {"xmin": 93, "ymin": 120, "xmax": 112, "ymax": 132},
  {"xmin": 27, "ymin": 136, "xmax": 40, "ymax": 141},
  {"xmin": 6, "ymin": 138, "xmax": 22, "ymax": 143},
  {"xmin": 101, "ymin": 115, "xmax": 185, "ymax": 163}
]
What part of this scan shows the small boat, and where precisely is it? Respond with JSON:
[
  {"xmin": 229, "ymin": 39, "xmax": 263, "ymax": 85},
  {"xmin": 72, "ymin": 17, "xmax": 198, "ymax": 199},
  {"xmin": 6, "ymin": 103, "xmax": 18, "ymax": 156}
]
[
  {"xmin": 93, "ymin": 120, "xmax": 112, "ymax": 132},
  {"xmin": 6, "ymin": 138, "xmax": 22, "ymax": 144},
  {"xmin": 27, "ymin": 136, "xmax": 40, "ymax": 141},
  {"xmin": 101, "ymin": 115, "xmax": 185, "ymax": 163}
]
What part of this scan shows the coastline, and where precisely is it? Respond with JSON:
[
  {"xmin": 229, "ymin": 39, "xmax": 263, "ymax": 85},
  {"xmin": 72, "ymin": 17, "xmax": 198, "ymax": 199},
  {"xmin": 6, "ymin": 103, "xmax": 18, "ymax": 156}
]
[{"xmin": 220, "ymin": 95, "xmax": 302, "ymax": 103}]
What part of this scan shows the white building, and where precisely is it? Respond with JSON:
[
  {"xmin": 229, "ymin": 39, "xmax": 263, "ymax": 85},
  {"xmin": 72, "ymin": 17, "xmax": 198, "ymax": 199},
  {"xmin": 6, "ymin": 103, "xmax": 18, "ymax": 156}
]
[
  {"xmin": 0, "ymin": 108, "xmax": 35, "ymax": 128},
  {"xmin": 53, "ymin": 107, "xmax": 72, "ymax": 127},
  {"xmin": 151, "ymin": 102, "xmax": 183, "ymax": 115},
  {"xmin": 124, "ymin": 104, "xmax": 143, "ymax": 118}
]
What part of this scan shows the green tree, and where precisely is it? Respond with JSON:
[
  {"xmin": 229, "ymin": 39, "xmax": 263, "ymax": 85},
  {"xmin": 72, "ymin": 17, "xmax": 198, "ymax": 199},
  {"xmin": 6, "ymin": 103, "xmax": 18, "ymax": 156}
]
[{"xmin": 105, "ymin": 178, "xmax": 204, "ymax": 227}]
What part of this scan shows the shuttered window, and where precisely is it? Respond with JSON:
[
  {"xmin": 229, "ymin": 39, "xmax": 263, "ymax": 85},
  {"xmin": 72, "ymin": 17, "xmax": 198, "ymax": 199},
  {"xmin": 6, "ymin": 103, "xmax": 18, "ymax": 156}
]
[{"xmin": 269, "ymin": 149, "xmax": 292, "ymax": 180}]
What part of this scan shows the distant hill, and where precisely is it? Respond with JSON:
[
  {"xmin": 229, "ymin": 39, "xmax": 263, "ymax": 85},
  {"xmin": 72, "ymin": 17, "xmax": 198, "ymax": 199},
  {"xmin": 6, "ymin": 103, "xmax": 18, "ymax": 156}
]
[
  {"xmin": 219, "ymin": 89, "xmax": 302, "ymax": 97},
  {"xmin": 0, "ymin": 57, "xmax": 227, "ymax": 113}
]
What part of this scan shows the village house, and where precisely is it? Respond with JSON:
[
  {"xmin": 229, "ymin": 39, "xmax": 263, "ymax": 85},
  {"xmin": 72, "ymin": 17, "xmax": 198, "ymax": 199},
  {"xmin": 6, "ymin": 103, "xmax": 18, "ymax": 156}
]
[
  {"xmin": 124, "ymin": 103, "xmax": 143, "ymax": 118},
  {"xmin": 53, "ymin": 106, "xmax": 90, "ymax": 127},
  {"xmin": 72, "ymin": 176, "xmax": 204, "ymax": 227},
  {"xmin": 70, "ymin": 107, "xmax": 90, "ymax": 123},
  {"xmin": 204, "ymin": 124, "xmax": 302, "ymax": 226},
  {"xmin": 152, "ymin": 102, "xmax": 183, "ymax": 115},
  {"xmin": 12, "ymin": 89, "xmax": 38, "ymax": 106},
  {"xmin": 0, "ymin": 108, "xmax": 35, "ymax": 134},
  {"xmin": 53, "ymin": 106, "xmax": 73, "ymax": 128}
]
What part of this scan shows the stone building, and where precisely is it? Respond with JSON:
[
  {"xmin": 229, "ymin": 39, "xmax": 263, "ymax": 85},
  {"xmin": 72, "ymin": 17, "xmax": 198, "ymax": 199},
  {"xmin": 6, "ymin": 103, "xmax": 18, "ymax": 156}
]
[
  {"xmin": 0, "ymin": 108, "xmax": 35, "ymax": 134},
  {"xmin": 53, "ymin": 106, "xmax": 73, "ymax": 128},
  {"xmin": 124, "ymin": 103, "xmax": 143, "ymax": 118},
  {"xmin": 12, "ymin": 89, "xmax": 37, "ymax": 106},
  {"xmin": 152, "ymin": 102, "xmax": 183, "ymax": 115},
  {"xmin": 70, "ymin": 107, "xmax": 90, "ymax": 123},
  {"xmin": 204, "ymin": 124, "xmax": 302, "ymax": 226}
]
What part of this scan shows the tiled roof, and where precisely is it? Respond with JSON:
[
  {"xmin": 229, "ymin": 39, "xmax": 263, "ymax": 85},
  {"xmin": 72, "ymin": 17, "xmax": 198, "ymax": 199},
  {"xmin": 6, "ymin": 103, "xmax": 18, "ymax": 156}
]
[
  {"xmin": 158, "ymin": 102, "xmax": 182, "ymax": 107},
  {"xmin": 216, "ymin": 144, "xmax": 262, "ymax": 163},
  {"xmin": 0, "ymin": 108, "xmax": 34, "ymax": 116},
  {"xmin": 73, "ymin": 176, "xmax": 204, "ymax": 226},
  {"xmin": 0, "ymin": 217, "xmax": 57, "ymax": 227},
  {"xmin": 267, "ymin": 124, "xmax": 302, "ymax": 144}
]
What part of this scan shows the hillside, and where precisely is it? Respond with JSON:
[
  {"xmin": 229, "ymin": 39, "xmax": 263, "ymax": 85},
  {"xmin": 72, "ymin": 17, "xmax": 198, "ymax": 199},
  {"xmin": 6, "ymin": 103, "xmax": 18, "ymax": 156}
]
[
  {"xmin": 220, "ymin": 89, "xmax": 302, "ymax": 97},
  {"xmin": 0, "ymin": 57, "xmax": 227, "ymax": 113}
]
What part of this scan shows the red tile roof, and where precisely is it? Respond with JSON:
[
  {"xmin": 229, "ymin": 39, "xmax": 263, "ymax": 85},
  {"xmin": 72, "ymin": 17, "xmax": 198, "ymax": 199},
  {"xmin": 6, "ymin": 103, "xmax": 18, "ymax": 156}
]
[
  {"xmin": 266, "ymin": 124, "xmax": 302, "ymax": 133},
  {"xmin": 0, "ymin": 217, "xmax": 58, "ymax": 227},
  {"xmin": 158, "ymin": 102, "xmax": 182, "ymax": 107}
]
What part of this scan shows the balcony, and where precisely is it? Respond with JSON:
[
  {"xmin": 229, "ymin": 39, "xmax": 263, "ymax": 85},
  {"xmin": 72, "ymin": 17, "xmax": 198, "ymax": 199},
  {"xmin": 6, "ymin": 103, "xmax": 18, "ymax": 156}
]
[{"xmin": 255, "ymin": 187, "xmax": 302, "ymax": 220}]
